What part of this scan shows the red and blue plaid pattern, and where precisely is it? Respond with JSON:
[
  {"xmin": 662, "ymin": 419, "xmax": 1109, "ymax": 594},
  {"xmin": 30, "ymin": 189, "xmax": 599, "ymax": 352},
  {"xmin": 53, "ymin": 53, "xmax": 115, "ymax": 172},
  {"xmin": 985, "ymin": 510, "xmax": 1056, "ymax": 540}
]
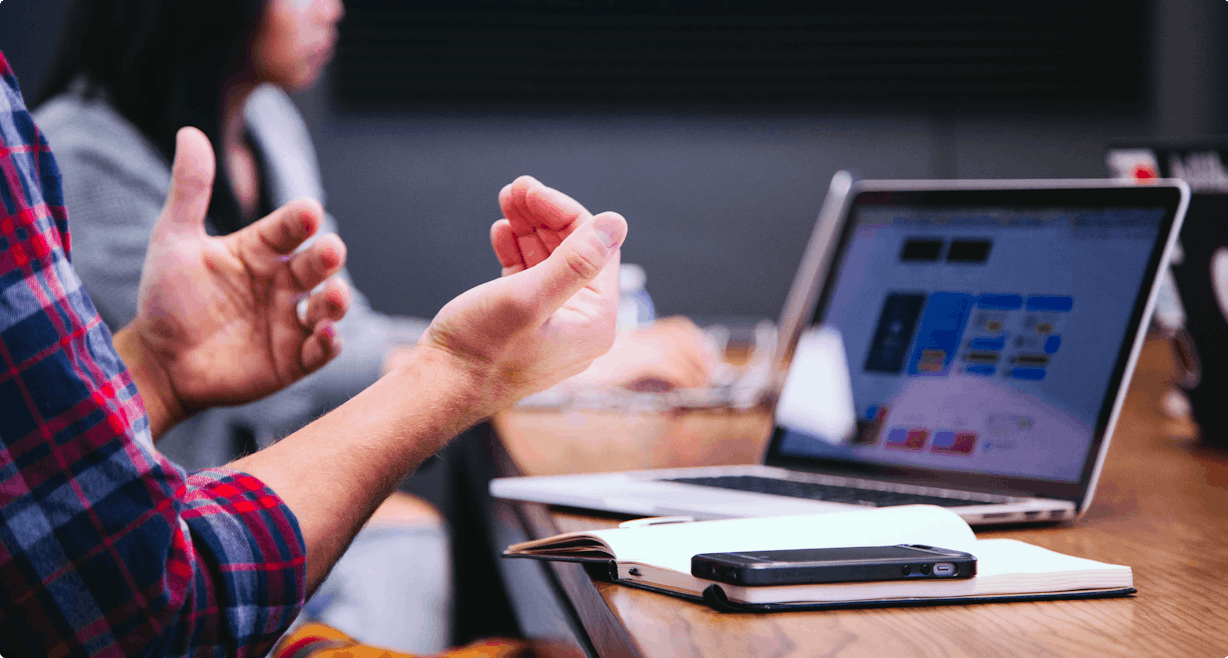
[{"xmin": 0, "ymin": 52, "xmax": 305, "ymax": 657}]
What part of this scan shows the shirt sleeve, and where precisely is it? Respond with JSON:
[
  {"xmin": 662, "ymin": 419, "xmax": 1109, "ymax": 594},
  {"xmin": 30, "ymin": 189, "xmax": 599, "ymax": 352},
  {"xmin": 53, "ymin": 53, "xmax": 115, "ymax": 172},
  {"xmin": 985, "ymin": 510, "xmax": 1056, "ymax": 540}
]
[{"xmin": 0, "ymin": 53, "xmax": 306, "ymax": 658}]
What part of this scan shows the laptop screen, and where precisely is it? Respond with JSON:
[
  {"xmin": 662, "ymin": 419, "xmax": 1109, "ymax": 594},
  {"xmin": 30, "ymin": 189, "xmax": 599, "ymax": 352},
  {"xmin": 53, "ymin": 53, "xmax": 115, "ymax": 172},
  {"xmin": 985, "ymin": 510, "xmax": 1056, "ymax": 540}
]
[{"xmin": 767, "ymin": 185, "xmax": 1184, "ymax": 502}]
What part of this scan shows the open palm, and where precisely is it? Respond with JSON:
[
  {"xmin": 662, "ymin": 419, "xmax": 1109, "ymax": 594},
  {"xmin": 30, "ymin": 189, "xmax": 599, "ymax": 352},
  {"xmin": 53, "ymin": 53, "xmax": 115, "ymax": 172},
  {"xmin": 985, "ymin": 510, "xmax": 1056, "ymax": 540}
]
[{"xmin": 129, "ymin": 128, "xmax": 350, "ymax": 416}]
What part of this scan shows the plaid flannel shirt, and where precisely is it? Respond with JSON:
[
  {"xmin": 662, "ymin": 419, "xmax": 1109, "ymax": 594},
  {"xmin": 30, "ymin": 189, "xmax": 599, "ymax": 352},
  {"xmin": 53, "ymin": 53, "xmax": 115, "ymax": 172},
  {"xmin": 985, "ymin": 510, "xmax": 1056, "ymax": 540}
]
[{"xmin": 0, "ymin": 52, "xmax": 306, "ymax": 657}]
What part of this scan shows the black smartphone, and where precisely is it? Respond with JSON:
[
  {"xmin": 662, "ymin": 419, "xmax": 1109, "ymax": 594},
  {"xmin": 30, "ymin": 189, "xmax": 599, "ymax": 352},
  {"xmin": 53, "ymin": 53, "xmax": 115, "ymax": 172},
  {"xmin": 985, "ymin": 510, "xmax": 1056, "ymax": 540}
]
[{"xmin": 691, "ymin": 544, "xmax": 977, "ymax": 586}]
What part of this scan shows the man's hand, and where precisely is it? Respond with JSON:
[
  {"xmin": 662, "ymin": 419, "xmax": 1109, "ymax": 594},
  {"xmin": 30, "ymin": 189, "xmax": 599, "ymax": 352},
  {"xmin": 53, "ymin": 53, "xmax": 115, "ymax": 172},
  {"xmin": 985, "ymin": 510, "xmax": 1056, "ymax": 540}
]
[
  {"xmin": 416, "ymin": 176, "xmax": 627, "ymax": 415},
  {"xmin": 233, "ymin": 176, "xmax": 624, "ymax": 589},
  {"xmin": 490, "ymin": 174, "xmax": 593, "ymax": 275},
  {"xmin": 492, "ymin": 177, "xmax": 713, "ymax": 392},
  {"xmin": 114, "ymin": 127, "xmax": 351, "ymax": 438}
]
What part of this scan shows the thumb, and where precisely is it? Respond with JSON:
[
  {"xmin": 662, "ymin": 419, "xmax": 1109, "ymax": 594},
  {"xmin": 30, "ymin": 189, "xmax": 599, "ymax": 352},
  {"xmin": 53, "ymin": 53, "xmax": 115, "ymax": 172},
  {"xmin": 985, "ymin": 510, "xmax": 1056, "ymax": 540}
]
[
  {"xmin": 519, "ymin": 211, "xmax": 627, "ymax": 314},
  {"xmin": 157, "ymin": 127, "xmax": 215, "ymax": 235}
]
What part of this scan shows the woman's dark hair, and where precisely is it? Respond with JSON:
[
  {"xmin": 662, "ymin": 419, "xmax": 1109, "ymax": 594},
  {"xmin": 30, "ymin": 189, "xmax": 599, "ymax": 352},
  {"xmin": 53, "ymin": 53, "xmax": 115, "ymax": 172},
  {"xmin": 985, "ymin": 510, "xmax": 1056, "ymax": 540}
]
[{"xmin": 37, "ymin": 0, "xmax": 269, "ymax": 235}]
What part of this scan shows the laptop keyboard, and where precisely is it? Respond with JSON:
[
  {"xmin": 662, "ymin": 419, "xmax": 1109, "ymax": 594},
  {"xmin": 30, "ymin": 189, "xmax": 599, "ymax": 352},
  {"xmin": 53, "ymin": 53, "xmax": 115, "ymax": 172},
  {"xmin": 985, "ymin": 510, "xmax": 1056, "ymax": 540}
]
[{"xmin": 663, "ymin": 475, "xmax": 992, "ymax": 508}]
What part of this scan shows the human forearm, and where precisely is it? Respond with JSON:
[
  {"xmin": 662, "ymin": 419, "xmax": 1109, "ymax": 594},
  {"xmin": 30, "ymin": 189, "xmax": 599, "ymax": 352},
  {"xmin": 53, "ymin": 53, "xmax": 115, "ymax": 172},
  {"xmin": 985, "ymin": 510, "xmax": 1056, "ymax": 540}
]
[
  {"xmin": 229, "ymin": 345, "xmax": 487, "ymax": 590},
  {"xmin": 235, "ymin": 179, "xmax": 626, "ymax": 593}
]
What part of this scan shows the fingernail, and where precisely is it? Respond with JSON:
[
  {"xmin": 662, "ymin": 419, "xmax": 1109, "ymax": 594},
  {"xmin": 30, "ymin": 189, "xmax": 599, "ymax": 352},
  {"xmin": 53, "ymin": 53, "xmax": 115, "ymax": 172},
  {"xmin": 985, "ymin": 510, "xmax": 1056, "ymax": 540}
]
[
  {"xmin": 277, "ymin": 254, "xmax": 294, "ymax": 263},
  {"xmin": 594, "ymin": 214, "xmax": 624, "ymax": 251},
  {"xmin": 321, "ymin": 322, "xmax": 337, "ymax": 340}
]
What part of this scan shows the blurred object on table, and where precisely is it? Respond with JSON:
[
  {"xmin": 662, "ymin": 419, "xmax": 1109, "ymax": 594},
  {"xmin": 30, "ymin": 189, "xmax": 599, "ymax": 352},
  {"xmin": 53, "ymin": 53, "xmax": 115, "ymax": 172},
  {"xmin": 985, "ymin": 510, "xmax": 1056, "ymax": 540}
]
[
  {"xmin": 617, "ymin": 263, "xmax": 656, "ymax": 330},
  {"xmin": 1120, "ymin": 331, "xmax": 1199, "ymax": 443},
  {"xmin": 517, "ymin": 319, "xmax": 778, "ymax": 412}
]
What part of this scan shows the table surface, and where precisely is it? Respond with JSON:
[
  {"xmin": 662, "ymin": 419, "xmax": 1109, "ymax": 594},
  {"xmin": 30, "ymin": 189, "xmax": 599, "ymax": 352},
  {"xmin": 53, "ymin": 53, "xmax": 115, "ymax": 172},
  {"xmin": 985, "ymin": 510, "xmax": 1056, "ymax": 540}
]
[{"xmin": 492, "ymin": 337, "xmax": 1228, "ymax": 658}]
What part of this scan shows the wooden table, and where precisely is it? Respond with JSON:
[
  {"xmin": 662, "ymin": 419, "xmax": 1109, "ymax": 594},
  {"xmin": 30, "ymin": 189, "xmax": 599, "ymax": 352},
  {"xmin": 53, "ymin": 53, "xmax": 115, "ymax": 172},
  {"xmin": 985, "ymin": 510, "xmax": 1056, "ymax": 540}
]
[{"xmin": 490, "ymin": 338, "xmax": 1228, "ymax": 657}]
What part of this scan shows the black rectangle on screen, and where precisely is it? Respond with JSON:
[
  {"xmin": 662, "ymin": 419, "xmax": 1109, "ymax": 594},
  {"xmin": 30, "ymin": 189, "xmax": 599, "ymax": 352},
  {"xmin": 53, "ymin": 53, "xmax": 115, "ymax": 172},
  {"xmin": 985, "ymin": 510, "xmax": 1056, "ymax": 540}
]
[
  {"xmin": 947, "ymin": 239, "xmax": 992, "ymax": 263},
  {"xmin": 900, "ymin": 239, "xmax": 944, "ymax": 262}
]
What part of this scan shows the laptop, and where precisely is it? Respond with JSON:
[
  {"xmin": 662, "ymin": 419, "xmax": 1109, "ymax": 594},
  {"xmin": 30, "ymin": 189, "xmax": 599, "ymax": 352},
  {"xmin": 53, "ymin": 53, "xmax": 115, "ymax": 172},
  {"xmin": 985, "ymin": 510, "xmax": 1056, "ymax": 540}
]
[{"xmin": 491, "ymin": 175, "xmax": 1190, "ymax": 526}]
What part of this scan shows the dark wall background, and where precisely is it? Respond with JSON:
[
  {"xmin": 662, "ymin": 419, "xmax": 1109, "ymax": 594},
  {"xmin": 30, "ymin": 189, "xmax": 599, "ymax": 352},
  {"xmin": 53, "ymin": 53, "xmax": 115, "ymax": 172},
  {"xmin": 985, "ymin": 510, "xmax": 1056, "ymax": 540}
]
[{"xmin": 3, "ymin": 0, "xmax": 1228, "ymax": 323}]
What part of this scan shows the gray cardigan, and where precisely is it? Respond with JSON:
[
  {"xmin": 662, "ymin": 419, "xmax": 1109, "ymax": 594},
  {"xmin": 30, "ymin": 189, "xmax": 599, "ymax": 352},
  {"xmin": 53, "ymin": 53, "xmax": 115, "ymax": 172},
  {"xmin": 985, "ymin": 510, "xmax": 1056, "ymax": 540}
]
[{"xmin": 35, "ymin": 84, "xmax": 428, "ymax": 469}]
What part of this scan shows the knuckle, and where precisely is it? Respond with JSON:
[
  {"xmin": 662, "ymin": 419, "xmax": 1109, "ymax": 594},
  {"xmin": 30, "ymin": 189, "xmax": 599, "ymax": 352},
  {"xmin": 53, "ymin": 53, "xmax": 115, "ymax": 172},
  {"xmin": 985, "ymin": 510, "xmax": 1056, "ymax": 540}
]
[
  {"xmin": 563, "ymin": 244, "xmax": 603, "ymax": 280},
  {"xmin": 307, "ymin": 250, "xmax": 329, "ymax": 277},
  {"xmin": 279, "ymin": 216, "xmax": 299, "ymax": 244},
  {"xmin": 171, "ymin": 176, "xmax": 208, "ymax": 209}
]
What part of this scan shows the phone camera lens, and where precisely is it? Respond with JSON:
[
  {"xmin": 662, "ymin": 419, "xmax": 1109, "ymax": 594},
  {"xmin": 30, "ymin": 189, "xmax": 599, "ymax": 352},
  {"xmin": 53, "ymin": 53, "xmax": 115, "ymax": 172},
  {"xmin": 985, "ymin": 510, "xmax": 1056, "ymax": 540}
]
[
  {"xmin": 901, "ymin": 565, "xmax": 911, "ymax": 576},
  {"xmin": 920, "ymin": 564, "xmax": 932, "ymax": 575}
]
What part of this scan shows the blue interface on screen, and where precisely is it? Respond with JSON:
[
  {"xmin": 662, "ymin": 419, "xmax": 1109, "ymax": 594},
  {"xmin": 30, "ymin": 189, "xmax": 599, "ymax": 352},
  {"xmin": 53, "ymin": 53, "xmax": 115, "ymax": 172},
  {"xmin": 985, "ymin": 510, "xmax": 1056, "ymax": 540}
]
[{"xmin": 776, "ymin": 205, "xmax": 1166, "ymax": 482}]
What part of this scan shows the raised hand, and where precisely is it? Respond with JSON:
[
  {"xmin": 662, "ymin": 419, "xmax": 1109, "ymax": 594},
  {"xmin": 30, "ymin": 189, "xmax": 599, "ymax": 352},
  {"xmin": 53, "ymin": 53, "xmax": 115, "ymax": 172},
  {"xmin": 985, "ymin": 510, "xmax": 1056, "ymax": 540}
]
[
  {"xmin": 494, "ymin": 176, "xmax": 715, "ymax": 393},
  {"xmin": 232, "ymin": 178, "xmax": 623, "ymax": 589},
  {"xmin": 491, "ymin": 175, "xmax": 592, "ymax": 275},
  {"xmin": 114, "ymin": 127, "xmax": 351, "ymax": 437},
  {"xmin": 417, "ymin": 177, "xmax": 626, "ymax": 413}
]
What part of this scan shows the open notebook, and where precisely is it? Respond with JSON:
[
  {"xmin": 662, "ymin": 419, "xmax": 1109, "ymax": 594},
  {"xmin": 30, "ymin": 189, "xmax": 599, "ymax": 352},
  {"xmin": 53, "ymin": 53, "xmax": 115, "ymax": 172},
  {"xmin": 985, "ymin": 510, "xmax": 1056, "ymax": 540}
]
[{"xmin": 504, "ymin": 506, "xmax": 1134, "ymax": 612}]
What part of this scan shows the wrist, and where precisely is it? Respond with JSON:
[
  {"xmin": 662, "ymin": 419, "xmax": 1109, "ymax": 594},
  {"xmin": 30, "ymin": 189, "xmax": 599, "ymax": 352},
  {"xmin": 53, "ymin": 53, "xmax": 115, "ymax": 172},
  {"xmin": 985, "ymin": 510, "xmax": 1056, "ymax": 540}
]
[
  {"xmin": 391, "ymin": 343, "xmax": 501, "ymax": 427},
  {"xmin": 112, "ymin": 326, "xmax": 189, "ymax": 440}
]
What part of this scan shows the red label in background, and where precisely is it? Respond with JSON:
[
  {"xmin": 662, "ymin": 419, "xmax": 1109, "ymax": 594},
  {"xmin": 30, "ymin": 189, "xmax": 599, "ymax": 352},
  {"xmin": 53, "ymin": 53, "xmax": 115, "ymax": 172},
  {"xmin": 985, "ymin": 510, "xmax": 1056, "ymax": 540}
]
[{"xmin": 1106, "ymin": 148, "xmax": 1160, "ymax": 183}]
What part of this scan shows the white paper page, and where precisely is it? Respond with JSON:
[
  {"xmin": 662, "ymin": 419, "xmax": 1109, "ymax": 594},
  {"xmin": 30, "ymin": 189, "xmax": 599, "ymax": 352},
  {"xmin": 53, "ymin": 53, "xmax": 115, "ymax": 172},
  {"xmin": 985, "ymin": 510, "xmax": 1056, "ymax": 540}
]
[{"xmin": 970, "ymin": 539, "xmax": 1129, "ymax": 578}]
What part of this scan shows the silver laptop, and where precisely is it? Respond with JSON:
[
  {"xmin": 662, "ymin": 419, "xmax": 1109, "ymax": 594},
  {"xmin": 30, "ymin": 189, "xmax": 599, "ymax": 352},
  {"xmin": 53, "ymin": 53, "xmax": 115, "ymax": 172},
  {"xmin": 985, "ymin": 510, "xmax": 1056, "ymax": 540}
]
[{"xmin": 492, "ymin": 175, "xmax": 1190, "ymax": 526}]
